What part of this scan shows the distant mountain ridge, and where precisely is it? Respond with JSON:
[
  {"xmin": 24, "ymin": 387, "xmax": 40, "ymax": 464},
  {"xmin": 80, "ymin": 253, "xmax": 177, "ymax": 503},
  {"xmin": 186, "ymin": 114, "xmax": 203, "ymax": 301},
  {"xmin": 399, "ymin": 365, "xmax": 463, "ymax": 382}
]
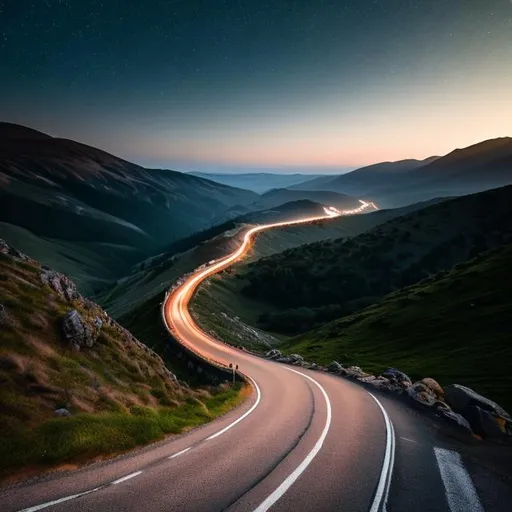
[
  {"xmin": 0, "ymin": 123, "xmax": 258, "ymax": 292},
  {"xmin": 293, "ymin": 138, "xmax": 512, "ymax": 207},
  {"xmin": 189, "ymin": 172, "xmax": 330, "ymax": 193}
]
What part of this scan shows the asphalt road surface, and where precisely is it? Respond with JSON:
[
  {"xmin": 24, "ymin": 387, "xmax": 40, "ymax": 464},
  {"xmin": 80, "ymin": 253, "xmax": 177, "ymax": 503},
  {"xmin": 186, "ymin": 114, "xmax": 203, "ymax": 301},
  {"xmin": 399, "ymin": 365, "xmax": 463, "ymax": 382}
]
[{"xmin": 2, "ymin": 211, "xmax": 510, "ymax": 512}]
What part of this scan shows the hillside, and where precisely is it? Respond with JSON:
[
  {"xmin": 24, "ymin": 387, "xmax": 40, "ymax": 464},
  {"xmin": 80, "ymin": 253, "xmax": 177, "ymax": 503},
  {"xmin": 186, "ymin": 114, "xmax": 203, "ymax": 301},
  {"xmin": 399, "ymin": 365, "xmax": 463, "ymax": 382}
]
[
  {"xmin": 188, "ymin": 172, "xmax": 327, "ymax": 193},
  {"xmin": 292, "ymin": 157, "xmax": 436, "ymax": 196},
  {"xmin": 283, "ymin": 245, "xmax": 512, "ymax": 411},
  {"xmin": 211, "ymin": 188, "xmax": 360, "ymax": 224},
  {"xmin": 0, "ymin": 239, "xmax": 241, "ymax": 476},
  {"xmin": 239, "ymin": 185, "xmax": 512, "ymax": 333},
  {"xmin": 293, "ymin": 138, "xmax": 512, "ymax": 208},
  {"xmin": 0, "ymin": 123, "xmax": 257, "ymax": 292}
]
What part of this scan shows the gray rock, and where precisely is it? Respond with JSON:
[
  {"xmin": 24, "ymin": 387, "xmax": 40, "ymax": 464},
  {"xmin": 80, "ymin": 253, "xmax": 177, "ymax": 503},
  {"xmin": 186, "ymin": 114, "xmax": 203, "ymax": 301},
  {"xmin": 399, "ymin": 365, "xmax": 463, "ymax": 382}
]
[
  {"xmin": 54, "ymin": 408, "xmax": 71, "ymax": 417},
  {"xmin": 381, "ymin": 368, "xmax": 412, "ymax": 389},
  {"xmin": 265, "ymin": 349, "xmax": 282, "ymax": 360},
  {"xmin": 328, "ymin": 361, "xmax": 344, "ymax": 373},
  {"xmin": 444, "ymin": 384, "xmax": 510, "ymax": 418},
  {"xmin": 439, "ymin": 409, "xmax": 472, "ymax": 433},
  {"xmin": 41, "ymin": 270, "xmax": 81, "ymax": 302},
  {"xmin": 61, "ymin": 310, "xmax": 99, "ymax": 349},
  {"xmin": 289, "ymin": 354, "xmax": 304, "ymax": 363},
  {"xmin": 407, "ymin": 381, "xmax": 437, "ymax": 407}
]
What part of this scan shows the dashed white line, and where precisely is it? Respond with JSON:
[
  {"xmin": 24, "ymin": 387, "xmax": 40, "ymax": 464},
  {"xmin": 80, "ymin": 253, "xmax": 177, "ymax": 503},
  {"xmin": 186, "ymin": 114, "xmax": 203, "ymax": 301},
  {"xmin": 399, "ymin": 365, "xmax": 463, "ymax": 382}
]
[
  {"xmin": 368, "ymin": 392, "xmax": 396, "ymax": 512},
  {"xmin": 252, "ymin": 368, "xmax": 332, "ymax": 512},
  {"xmin": 206, "ymin": 375, "xmax": 261, "ymax": 440},
  {"xmin": 19, "ymin": 488, "xmax": 102, "ymax": 512},
  {"xmin": 169, "ymin": 447, "xmax": 191, "ymax": 459},
  {"xmin": 434, "ymin": 447, "xmax": 484, "ymax": 512},
  {"xmin": 111, "ymin": 470, "xmax": 143, "ymax": 485}
]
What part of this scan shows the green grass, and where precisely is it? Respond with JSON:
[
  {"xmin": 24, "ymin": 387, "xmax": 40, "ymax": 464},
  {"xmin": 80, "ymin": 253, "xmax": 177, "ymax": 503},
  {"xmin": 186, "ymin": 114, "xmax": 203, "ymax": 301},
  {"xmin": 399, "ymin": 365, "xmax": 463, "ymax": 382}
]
[
  {"xmin": 0, "ymin": 385, "xmax": 243, "ymax": 474},
  {"xmin": 284, "ymin": 245, "xmax": 512, "ymax": 411}
]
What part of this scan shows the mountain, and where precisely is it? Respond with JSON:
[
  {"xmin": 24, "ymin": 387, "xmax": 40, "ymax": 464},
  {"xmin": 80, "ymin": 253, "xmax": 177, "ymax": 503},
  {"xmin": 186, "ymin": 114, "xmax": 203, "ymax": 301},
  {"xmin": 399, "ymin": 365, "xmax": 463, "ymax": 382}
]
[
  {"xmin": 0, "ymin": 123, "xmax": 258, "ymax": 292},
  {"xmin": 291, "ymin": 158, "xmax": 437, "ymax": 196},
  {"xmin": 239, "ymin": 185, "xmax": 512, "ymax": 333},
  {"xmin": 211, "ymin": 188, "xmax": 360, "ymax": 224},
  {"xmin": 283, "ymin": 244, "xmax": 512, "ymax": 411},
  {"xmin": 188, "ymin": 172, "xmax": 328, "ymax": 193},
  {"xmin": 292, "ymin": 138, "xmax": 512, "ymax": 208}
]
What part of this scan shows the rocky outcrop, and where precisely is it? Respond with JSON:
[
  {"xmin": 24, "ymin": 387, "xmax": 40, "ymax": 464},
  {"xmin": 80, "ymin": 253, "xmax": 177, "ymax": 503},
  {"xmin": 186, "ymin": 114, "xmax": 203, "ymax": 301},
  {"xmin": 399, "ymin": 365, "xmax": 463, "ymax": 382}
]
[
  {"xmin": 61, "ymin": 310, "xmax": 100, "ymax": 350},
  {"xmin": 407, "ymin": 381, "xmax": 437, "ymax": 407},
  {"xmin": 381, "ymin": 368, "xmax": 412, "ymax": 389},
  {"xmin": 266, "ymin": 349, "xmax": 282, "ymax": 360},
  {"xmin": 444, "ymin": 384, "xmax": 512, "ymax": 438},
  {"xmin": 328, "ymin": 361, "xmax": 344, "ymax": 373},
  {"xmin": 0, "ymin": 238, "xmax": 31, "ymax": 261},
  {"xmin": 41, "ymin": 270, "xmax": 80, "ymax": 302}
]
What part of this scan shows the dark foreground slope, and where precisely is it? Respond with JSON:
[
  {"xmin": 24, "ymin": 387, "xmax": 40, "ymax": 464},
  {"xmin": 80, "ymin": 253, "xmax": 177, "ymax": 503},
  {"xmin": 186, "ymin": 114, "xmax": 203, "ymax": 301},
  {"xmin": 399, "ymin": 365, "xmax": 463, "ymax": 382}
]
[
  {"xmin": 0, "ymin": 240, "xmax": 241, "ymax": 477},
  {"xmin": 0, "ymin": 123, "xmax": 257, "ymax": 292},
  {"xmin": 241, "ymin": 185, "xmax": 512, "ymax": 333},
  {"xmin": 284, "ymin": 244, "xmax": 512, "ymax": 411}
]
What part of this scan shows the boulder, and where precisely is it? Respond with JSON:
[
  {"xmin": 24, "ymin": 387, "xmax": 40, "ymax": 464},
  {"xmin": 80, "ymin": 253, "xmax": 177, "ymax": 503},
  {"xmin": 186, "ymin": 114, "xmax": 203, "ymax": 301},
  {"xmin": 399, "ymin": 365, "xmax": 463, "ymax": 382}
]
[
  {"xmin": 439, "ymin": 409, "xmax": 472, "ymax": 433},
  {"xmin": 345, "ymin": 366, "xmax": 366, "ymax": 379},
  {"xmin": 444, "ymin": 384, "xmax": 511, "ymax": 438},
  {"xmin": 381, "ymin": 368, "xmax": 412, "ymax": 389},
  {"xmin": 289, "ymin": 354, "xmax": 304, "ymax": 364},
  {"xmin": 421, "ymin": 378, "xmax": 444, "ymax": 400},
  {"xmin": 41, "ymin": 270, "xmax": 80, "ymax": 302},
  {"xmin": 266, "ymin": 349, "xmax": 282, "ymax": 360},
  {"xmin": 54, "ymin": 408, "xmax": 71, "ymax": 417},
  {"xmin": 61, "ymin": 310, "xmax": 99, "ymax": 350},
  {"xmin": 407, "ymin": 382, "xmax": 436, "ymax": 407},
  {"xmin": 328, "ymin": 361, "xmax": 344, "ymax": 373},
  {"xmin": 367, "ymin": 376, "xmax": 392, "ymax": 390}
]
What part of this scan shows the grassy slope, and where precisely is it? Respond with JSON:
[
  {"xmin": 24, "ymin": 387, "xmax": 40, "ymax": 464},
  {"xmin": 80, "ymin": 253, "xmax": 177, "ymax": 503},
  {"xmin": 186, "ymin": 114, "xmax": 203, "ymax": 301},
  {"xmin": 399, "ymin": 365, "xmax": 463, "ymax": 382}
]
[
  {"xmin": 284, "ymin": 245, "xmax": 512, "ymax": 410},
  {"xmin": 0, "ymin": 250, "xmax": 243, "ymax": 476},
  {"xmin": 239, "ymin": 186, "xmax": 512, "ymax": 334}
]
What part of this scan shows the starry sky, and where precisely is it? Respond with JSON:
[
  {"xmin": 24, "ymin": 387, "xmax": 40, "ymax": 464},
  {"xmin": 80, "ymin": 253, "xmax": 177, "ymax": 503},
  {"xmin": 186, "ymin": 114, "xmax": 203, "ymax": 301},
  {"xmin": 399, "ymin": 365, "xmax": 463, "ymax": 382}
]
[{"xmin": 1, "ymin": 1, "xmax": 511, "ymax": 172}]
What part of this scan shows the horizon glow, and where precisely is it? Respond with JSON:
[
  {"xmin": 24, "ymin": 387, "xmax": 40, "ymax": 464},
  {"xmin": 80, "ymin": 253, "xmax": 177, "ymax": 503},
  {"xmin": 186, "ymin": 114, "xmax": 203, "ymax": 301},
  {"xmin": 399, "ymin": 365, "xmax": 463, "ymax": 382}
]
[{"xmin": 1, "ymin": 1, "xmax": 511, "ymax": 171}]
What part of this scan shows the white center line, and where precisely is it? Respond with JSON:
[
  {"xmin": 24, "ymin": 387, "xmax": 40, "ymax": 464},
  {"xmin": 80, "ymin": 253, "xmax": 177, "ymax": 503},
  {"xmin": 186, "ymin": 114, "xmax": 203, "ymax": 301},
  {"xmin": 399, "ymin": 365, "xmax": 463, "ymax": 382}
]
[
  {"xmin": 434, "ymin": 447, "xmax": 484, "ymax": 512},
  {"xmin": 368, "ymin": 392, "xmax": 396, "ymax": 512},
  {"xmin": 169, "ymin": 447, "xmax": 191, "ymax": 459},
  {"xmin": 111, "ymin": 471, "xmax": 143, "ymax": 485},
  {"xmin": 252, "ymin": 368, "xmax": 332, "ymax": 512}
]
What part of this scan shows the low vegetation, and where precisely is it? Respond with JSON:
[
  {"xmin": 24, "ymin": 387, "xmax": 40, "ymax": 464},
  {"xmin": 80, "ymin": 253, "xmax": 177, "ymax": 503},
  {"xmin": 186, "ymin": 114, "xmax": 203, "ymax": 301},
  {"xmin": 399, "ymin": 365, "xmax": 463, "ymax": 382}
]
[
  {"xmin": 284, "ymin": 245, "xmax": 512, "ymax": 410},
  {"xmin": 241, "ymin": 186, "xmax": 512, "ymax": 334},
  {"xmin": 0, "ymin": 246, "xmax": 243, "ymax": 477}
]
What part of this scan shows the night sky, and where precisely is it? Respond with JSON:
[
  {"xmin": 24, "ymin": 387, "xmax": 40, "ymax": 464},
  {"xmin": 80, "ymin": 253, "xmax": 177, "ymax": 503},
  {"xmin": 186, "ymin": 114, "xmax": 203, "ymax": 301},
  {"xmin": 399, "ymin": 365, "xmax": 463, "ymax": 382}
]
[{"xmin": 1, "ymin": 1, "xmax": 511, "ymax": 172}]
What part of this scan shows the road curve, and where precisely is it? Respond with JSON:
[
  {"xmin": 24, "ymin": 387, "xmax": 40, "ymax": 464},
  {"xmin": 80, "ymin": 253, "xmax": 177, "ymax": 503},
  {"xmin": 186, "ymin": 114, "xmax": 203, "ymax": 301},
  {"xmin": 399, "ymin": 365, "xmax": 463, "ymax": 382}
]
[{"xmin": 2, "ymin": 210, "xmax": 503, "ymax": 512}]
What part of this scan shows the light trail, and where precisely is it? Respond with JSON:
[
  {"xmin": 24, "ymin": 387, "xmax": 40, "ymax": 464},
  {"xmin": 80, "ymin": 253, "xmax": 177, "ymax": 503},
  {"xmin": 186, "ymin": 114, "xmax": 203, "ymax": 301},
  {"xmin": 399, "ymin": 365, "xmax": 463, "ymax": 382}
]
[{"xmin": 163, "ymin": 199, "xmax": 379, "ymax": 367}]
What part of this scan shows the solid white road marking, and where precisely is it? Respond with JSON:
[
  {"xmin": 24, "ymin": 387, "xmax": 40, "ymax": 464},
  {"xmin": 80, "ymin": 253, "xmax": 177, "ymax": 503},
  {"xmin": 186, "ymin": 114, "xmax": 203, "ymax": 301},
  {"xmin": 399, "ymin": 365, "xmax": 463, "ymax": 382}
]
[
  {"xmin": 252, "ymin": 368, "xmax": 332, "ymax": 512},
  {"xmin": 19, "ymin": 488, "xmax": 102, "ymax": 512},
  {"xmin": 368, "ymin": 393, "xmax": 396, "ymax": 512},
  {"xmin": 169, "ymin": 447, "xmax": 191, "ymax": 459},
  {"xmin": 111, "ymin": 470, "xmax": 143, "ymax": 485},
  {"xmin": 206, "ymin": 376, "xmax": 261, "ymax": 440},
  {"xmin": 434, "ymin": 447, "xmax": 484, "ymax": 512}
]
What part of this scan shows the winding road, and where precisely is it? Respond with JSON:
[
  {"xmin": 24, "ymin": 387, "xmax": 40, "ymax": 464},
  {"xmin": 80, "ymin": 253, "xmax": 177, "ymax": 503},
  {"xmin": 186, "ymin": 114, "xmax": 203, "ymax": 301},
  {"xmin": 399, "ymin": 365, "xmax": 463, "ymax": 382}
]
[{"xmin": 2, "ymin": 208, "xmax": 507, "ymax": 512}]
